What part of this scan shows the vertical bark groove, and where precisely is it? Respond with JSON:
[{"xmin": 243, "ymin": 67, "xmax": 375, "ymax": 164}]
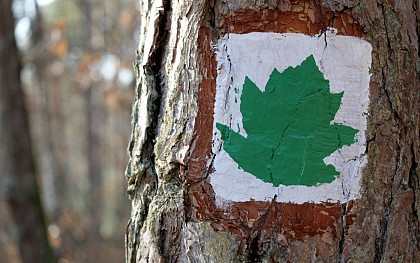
[{"xmin": 125, "ymin": 0, "xmax": 171, "ymax": 261}]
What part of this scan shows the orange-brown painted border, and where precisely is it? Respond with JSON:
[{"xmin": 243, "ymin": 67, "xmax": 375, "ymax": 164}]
[{"xmin": 187, "ymin": 1, "xmax": 365, "ymax": 243}]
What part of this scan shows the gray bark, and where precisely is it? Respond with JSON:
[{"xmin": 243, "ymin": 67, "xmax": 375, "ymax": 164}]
[{"xmin": 126, "ymin": 0, "xmax": 420, "ymax": 262}]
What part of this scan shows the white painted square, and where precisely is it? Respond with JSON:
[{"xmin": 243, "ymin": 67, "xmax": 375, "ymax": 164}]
[{"xmin": 210, "ymin": 30, "xmax": 372, "ymax": 204}]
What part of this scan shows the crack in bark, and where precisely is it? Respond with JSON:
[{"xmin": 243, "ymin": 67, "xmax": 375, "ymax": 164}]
[
  {"xmin": 320, "ymin": 2, "xmax": 358, "ymax": 46},
  {"xmin": 246, "ymin": 195, "xmax": 278, "ymax": 262},
  {"xmin": 126, "ymin": 0, "xmax": 172, "ymax": 262},
  {"xmin": 338, "ymin": 202, "xmax": 347, "ymax": 263},
  {"xmin": 409, "ymin": 144, "xmax": 420, "ymax": 210},
  {"xmin": 409, "ymin": 142, "xmax": 420, "ymax": 252},
  {"xmin": 373, "ymin": 5, "xmax": 406, "ymax": 262},
  {"xmin": 415, "ymin": 0, "xmax": 420, "ymax": 59}
]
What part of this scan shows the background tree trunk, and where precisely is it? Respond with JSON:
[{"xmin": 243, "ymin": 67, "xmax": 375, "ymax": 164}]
[
  {"xmin": 0, "ymin": 0, "xmax": 55, "ymax": 262},
  {"xmin": 126, "ymin": 0, "xmax": 419, "ymax": 262}
]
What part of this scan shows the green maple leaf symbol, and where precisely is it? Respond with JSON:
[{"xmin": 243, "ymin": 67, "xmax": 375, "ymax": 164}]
[{"xmin": 216, "ymin": 55, "xmax": 358, "ymax": 187}]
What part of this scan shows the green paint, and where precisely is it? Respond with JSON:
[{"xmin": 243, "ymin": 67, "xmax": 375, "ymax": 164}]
[{"xmin": 216, "ymin": 55, "xmax": 358, "ymax": 186}]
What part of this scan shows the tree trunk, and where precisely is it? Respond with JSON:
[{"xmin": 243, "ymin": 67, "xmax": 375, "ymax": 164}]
[
  {"xmin": 126, "ymin": 0, "xmax": 420, "ymax": 262},
  {"xmin": 0, "ymin": 1, "xmax": 55, "ymax": 262}
]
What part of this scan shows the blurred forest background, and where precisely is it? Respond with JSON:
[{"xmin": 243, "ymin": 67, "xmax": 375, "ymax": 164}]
[{"xmin": 1, "ymin": 0, "xmax": 138, "ymax": 262}]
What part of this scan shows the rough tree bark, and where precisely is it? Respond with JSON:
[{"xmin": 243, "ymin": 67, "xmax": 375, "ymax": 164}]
[
  {"xmin": 0, "ymin": 1, "xmax": 54, "ymax": 262},
  {"xmin": 126, "ymin": 0, "xmax": 419, "ymax": 262}
]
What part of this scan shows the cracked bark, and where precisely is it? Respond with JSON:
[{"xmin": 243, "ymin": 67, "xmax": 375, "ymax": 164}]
[{"xmin": 126, "ymin": 0, "xmax": 420, "ymax": 262}]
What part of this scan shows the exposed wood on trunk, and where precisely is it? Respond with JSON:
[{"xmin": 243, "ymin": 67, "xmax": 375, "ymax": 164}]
[{"xmin": 126, "ymin": 0, "xmax": 420, "ymax": 262}]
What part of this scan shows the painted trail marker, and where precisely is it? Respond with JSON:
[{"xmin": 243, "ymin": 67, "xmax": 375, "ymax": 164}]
[{"xmin": 211, "ymin": 30, "xmax": 372, "ymax": 204}]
